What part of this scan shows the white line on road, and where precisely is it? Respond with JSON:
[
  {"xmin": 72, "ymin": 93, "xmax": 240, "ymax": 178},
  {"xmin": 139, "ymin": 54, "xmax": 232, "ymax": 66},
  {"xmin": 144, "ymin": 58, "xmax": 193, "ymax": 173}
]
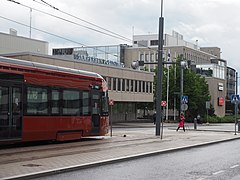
[
  {"xmin": 212, "ymin": 170, "xmax": 225, "ymax": 175},
  {"xmin": 196, "ymin": 178, "xmax": 205, "ymax": 180},
  {"xmin": 230, "ymin": 164, "xmax": 239, "ymax": 169}
]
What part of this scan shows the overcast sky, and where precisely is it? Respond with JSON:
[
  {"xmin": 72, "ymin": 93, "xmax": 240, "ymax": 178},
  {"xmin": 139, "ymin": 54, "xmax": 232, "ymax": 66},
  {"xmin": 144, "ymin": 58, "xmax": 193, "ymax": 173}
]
[{"xmin": 1, "ymin": 0, "xmax": 240, "ymax": 74}]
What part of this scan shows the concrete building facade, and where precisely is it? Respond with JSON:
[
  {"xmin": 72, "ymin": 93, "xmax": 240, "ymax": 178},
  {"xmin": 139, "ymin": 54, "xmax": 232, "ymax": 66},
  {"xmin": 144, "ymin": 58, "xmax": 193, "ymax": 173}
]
[
  {"xmin": 0, "ymin": 29, "xmax": 48, "ymax": 55},
  {"xmin": 0, "ymin": 30, "xmax": 237, "ymax": 118},
  {"xmin": 124, "ymin": 31, "xmax": 229, "ymax": 117}
]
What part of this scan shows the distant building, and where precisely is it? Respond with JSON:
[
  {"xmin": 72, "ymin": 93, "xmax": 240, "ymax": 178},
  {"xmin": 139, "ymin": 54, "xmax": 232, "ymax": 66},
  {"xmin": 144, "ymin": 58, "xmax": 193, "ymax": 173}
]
[
  {"xmin": 1, "ymin": 29, "xmax": 154, "ymax": 122},
  {"xmin": 0, "ymin": 29, "xmax": 48, "ymax": 54},
  {"xmin": 0, "ymin": 29, "xmax": 237, "ymax": 118},
  {"xmin": 196, "ymin": 59, "xmax": 227, "ymax": 117},
  {"xmin": 123, "ymin": 31, "xmax": 229, "ymax": 117},
  {"xmin": 226, "ymin": 66, "xmax": 236, "ymax": 99}
]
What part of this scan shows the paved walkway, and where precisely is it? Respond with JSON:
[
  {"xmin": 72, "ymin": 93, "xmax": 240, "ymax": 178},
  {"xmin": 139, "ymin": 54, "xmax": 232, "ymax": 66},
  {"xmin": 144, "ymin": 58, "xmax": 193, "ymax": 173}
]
[{"xmin": 1, "ymin": 123, "xmax": 240, "ymax": 180}]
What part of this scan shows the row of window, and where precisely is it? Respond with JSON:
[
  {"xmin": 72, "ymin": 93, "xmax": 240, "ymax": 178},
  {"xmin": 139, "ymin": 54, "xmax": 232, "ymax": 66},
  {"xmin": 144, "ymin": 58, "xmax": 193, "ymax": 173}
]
[
  {"xmin": 103, "ymin": 77, "xmax": 153, "ymax": 94},
  {"xmin": 196, "ymin": 64, "xmax": 225, "ymax": 80},
  {"xmin": 27, "ymin": 86, "xmax": 94, "ymax": 116}
]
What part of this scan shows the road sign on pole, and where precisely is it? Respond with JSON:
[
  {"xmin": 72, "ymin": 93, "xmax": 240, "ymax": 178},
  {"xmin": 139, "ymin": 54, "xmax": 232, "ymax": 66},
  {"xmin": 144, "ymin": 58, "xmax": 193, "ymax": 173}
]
[
  {"xmin": 161, "ymin": 100, "xmax": 167, "ymax": 107},
  {"xmin": 109, "ymin": 99, "xmax": 114, "ymax": 106},
  {"xmin": 181, "ymin": 103, "xmax": 188, "ymax": 111},
  {"xmin": 231, "ymin": 94, "xmax": 239, "ymax": 104},
  {"xmin": 206, "ymin": 101, "xmax": 210, "ymax": 109},
  {"xmin": 181, "ymin": 96, "xmax": 188, "ymax": 103}
]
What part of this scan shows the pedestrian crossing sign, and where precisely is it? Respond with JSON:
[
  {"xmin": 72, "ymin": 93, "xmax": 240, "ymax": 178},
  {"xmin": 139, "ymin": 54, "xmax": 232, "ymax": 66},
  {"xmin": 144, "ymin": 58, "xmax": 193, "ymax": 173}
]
[
  {"xmin": 181, "ymin": 95, "xmax": 188, "ymax": 103},
  {"xmin": 231, "ymin": 94, "xmax": 239, "ymax": 103}
]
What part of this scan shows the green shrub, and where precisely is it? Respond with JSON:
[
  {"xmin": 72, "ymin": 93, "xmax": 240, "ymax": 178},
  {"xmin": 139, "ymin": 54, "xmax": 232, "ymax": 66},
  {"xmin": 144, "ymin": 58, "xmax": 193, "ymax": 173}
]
[{"xmin": 207, "ymin": 115, "xmax": 240, "ymax": 123}]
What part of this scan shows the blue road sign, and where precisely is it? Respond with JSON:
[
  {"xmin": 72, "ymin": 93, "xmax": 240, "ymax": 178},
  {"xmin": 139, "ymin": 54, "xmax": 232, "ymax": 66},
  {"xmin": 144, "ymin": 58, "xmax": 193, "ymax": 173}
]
[
  {"xmin": 231, "ymin": 94, "xmax": 239, "ymax": 103},
  {"xmin": 181, "ymin": 95, "xmax": 188, "ymax": 103}
]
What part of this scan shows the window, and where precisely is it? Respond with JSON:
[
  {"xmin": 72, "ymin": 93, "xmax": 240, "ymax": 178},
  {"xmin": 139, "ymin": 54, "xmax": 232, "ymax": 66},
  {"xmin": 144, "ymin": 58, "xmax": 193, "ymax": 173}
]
[
  {"xmin": 139, "ymin": 81, "xmax": 142, "ymax": 92},
  {"xmin": 130, "ymin": 80, "xmax": 134, "ymax": 92},
  {"xmin": 0, "ymin": 86, "xmax": 9, "ymax": 126},
  {"xmin": 92, "ymin": 92, "xmax": 100, "ymax": 115},
  {"xmin": 63, "ymin": 90, "xmax": 80, "ymax": 115},
  {"xmin": 117, "ymin": 78, "xmax": 121, "ymax": 91},
  {"xmin": 51, "ymin": 89, "xmax": 60, "ymax": 114},
  {"xmin": 150, "ymin": 82, "xmax": 153, "ymax": 93},
  {"xmin": 126, "ymin": 79, "xmax": 129, "ymax": 91},
  {"xmin": 101, "ymin": 92, "xmax": 109, "ymax": 116},
  {"xmin": 83, "ymin": 91, "xmax": 90, "ymax": 115},
  {"xmin": 135, "ymin": 80, "xmax": 138, "ymax": 92},
  {"xmin": 150, "ymin": 54, "xmax": 154, "ymax": 62},
  {"xmin": 145, "ymin": 54, "xmax": 149, "ymax": 62},
  {"xmin": 27, "ymin": 86, "xmax": 48, "ymax": 115},
  {"xmin": 122, "ymin": 79, "xmax": 125, "ymax": 91},
  {"xmin": 113, "ymin": 78, "xmax": 117, "ymax": 91},
  {"xmin": 146, "ymin": 82, "xmax": 149, "ymax": 93},
  {"xmin": 143, "ymin": 81, "xmax": 145, "ymax": 92},
  {"xmin": 107, "ymin": 77, "xmax": 112, "ymax": 90},
  {"xmin": 150, "ymin": 40, "xmax": 158, "ymax": 46}
]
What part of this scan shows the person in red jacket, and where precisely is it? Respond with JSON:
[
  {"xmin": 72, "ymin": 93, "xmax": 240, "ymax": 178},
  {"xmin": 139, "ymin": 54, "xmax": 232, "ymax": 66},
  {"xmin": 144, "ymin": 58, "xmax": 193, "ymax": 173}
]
[{"xmin": 176, "ymin": 112, "xmax": 185, "ymax": 132}]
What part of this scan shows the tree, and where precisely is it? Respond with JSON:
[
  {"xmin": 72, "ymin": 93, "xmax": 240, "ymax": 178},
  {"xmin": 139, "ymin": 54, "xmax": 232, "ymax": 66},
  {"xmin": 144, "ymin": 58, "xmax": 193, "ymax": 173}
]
[{"xmin": 154, "ymin": 56, "xmax": 211, "ymax": 121}]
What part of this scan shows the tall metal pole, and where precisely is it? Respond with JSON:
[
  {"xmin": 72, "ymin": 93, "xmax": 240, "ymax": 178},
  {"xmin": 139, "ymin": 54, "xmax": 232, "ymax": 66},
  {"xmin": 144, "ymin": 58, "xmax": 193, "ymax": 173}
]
[
  {"xmin": 180, "ymin": 65, "xmax": 183, "ymax": 113},
  {"xmin": 156, "ymin": 0, "xmax": 164, "ymax": 136},
  {"xmin": 174, "ymin": 56, "xmax": 176, "ymax": 121},
  {"xmin": 236, "ymin": 71, "xmax": 238, "ymax": 106},
  {"xmin": 235, "ymin": 72, "xmax": 238, "ymax": 135}
]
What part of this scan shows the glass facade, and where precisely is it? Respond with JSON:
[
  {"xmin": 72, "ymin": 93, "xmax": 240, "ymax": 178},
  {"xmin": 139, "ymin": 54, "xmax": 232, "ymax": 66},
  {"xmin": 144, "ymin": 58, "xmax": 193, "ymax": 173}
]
[
  {"xmin": 53, "ymin": 45, "xmax": 124, "ymax": 67},
  {"xmin": 196, "ymin": 63, "xmax": 225, "ymax": 79}
]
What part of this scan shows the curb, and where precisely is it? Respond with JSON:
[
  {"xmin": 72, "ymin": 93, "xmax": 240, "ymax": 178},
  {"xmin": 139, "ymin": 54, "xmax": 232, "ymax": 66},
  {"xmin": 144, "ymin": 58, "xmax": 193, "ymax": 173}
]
[{"xmin": 5, "ymin": 136, "xmax": 240, "ymax": 180}]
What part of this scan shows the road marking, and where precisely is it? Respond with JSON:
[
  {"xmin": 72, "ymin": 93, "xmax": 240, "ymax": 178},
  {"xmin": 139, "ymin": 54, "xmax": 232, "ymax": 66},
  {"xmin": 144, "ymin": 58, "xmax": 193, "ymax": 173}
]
[
  {"xmin": 212, "ymin": 170, "xmax": 224, "ymax": 175},
  {"xmin": 196, "ymin": 178, "xmax": 205, "ymax": 180},
  {"xmin": 230, "ymin": 164, "xmax": 239, "ymax": 169}
]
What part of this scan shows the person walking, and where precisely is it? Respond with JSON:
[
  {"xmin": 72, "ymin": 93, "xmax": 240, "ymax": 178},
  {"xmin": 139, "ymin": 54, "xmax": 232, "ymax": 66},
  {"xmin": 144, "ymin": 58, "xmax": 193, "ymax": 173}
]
[{"xmin": 176, "ymin": 112, "xmax": 185, "ymax": 132}]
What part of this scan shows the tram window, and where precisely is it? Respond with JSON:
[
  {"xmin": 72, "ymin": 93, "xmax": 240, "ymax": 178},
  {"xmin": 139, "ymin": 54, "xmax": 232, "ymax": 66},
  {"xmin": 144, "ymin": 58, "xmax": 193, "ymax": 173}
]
[
  {"xmin": 27, "ymin": 87, "xmax": 48, "ymax": 115},
  {"xmin": 51, "ymin": 90, "xmax": 60, "ymax": 115},
  {"xmin": 82, "ymin": 91, "xmax": 90, "ymax": 115},
  {"xmin": 0, "ymin": 87, "xmax": 9, "ymax": 126},
  {"xmin": 101, "ymin": 93, "xmax": 109, "ymax": 116},
  {"xmin": 63, "ymin": 90, "xmax": 80, "ymax": 115}
]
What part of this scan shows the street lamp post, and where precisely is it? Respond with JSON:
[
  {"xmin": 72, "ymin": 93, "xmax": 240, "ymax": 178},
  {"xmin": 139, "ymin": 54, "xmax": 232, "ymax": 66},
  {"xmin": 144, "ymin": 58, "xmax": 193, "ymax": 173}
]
[
  {"xmin": 234, "ymin": 72, "xmax": 238, "ymax": 135},
  {"xmin": 156, "ymin": 0, "xmax": 164, "ymax": 137},
  {"xmin": 180, "ymin": 61, "xmax": 187, "ymax": 113}
]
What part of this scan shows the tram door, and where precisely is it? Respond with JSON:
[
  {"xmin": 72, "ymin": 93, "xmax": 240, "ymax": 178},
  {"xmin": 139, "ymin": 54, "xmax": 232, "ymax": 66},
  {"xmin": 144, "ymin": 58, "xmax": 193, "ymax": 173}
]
[
  {"xmin": 91, "ymin": 89, "xmax": 100, "ymax": 134},
  {"xmin": 0, "ymin": 85, "xmax": 22, "ymax": 140}
]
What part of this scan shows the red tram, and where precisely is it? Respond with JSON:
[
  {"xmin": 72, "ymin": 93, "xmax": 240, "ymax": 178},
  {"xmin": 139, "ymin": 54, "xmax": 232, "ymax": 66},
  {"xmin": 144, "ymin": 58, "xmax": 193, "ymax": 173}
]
[{"xmin": 0, "ymin": 56, "xmax": 109, "ymax": 144}]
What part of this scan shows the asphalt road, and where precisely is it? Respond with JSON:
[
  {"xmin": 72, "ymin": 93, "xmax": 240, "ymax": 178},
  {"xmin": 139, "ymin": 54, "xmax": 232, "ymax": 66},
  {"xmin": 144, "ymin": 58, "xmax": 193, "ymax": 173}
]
[{"xmin": 33, "ymin": 138, "xmax": 240, "ymax": 180}]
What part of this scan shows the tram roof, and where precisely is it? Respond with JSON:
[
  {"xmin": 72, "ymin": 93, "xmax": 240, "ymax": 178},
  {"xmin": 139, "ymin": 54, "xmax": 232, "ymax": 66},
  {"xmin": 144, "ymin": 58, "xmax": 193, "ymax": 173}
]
[{"xmin": 0, "ymin": 56, "xmax": 102, "ymax": 79}]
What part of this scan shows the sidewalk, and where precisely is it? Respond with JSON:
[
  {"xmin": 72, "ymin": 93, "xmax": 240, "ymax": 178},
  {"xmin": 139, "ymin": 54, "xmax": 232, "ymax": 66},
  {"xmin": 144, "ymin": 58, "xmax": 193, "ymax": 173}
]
[{"xmin": 1, "ymin": 123, "xmax": 240, "ymax": 180}]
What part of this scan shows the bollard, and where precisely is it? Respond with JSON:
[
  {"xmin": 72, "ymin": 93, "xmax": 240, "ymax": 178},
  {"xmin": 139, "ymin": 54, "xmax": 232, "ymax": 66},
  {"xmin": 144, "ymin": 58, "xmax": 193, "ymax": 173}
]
[
  {"xmin": 194, "ymin": 118, "xmax": 197, "ymax": 130},
  {"xmin": 238, "ymin": 120, "xmax": 240, "ymax": 132}
]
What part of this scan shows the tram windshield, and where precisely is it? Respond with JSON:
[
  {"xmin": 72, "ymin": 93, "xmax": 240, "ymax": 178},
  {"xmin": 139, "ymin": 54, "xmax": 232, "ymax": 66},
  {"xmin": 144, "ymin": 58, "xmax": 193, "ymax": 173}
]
[{"xmin": 101, "ymin": 92, "xmax": 109, "ymax": 116}]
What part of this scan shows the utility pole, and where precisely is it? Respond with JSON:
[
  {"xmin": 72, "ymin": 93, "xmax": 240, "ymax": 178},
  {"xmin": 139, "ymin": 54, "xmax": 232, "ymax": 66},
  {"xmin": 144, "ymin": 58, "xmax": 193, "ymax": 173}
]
[
  {"xmin": 156, "ymin": 0, "xmax": 164, "ymax": 136},
  {"xmin": 235, "ymin": 72, "xmax": 238, "ymax": 135}
]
